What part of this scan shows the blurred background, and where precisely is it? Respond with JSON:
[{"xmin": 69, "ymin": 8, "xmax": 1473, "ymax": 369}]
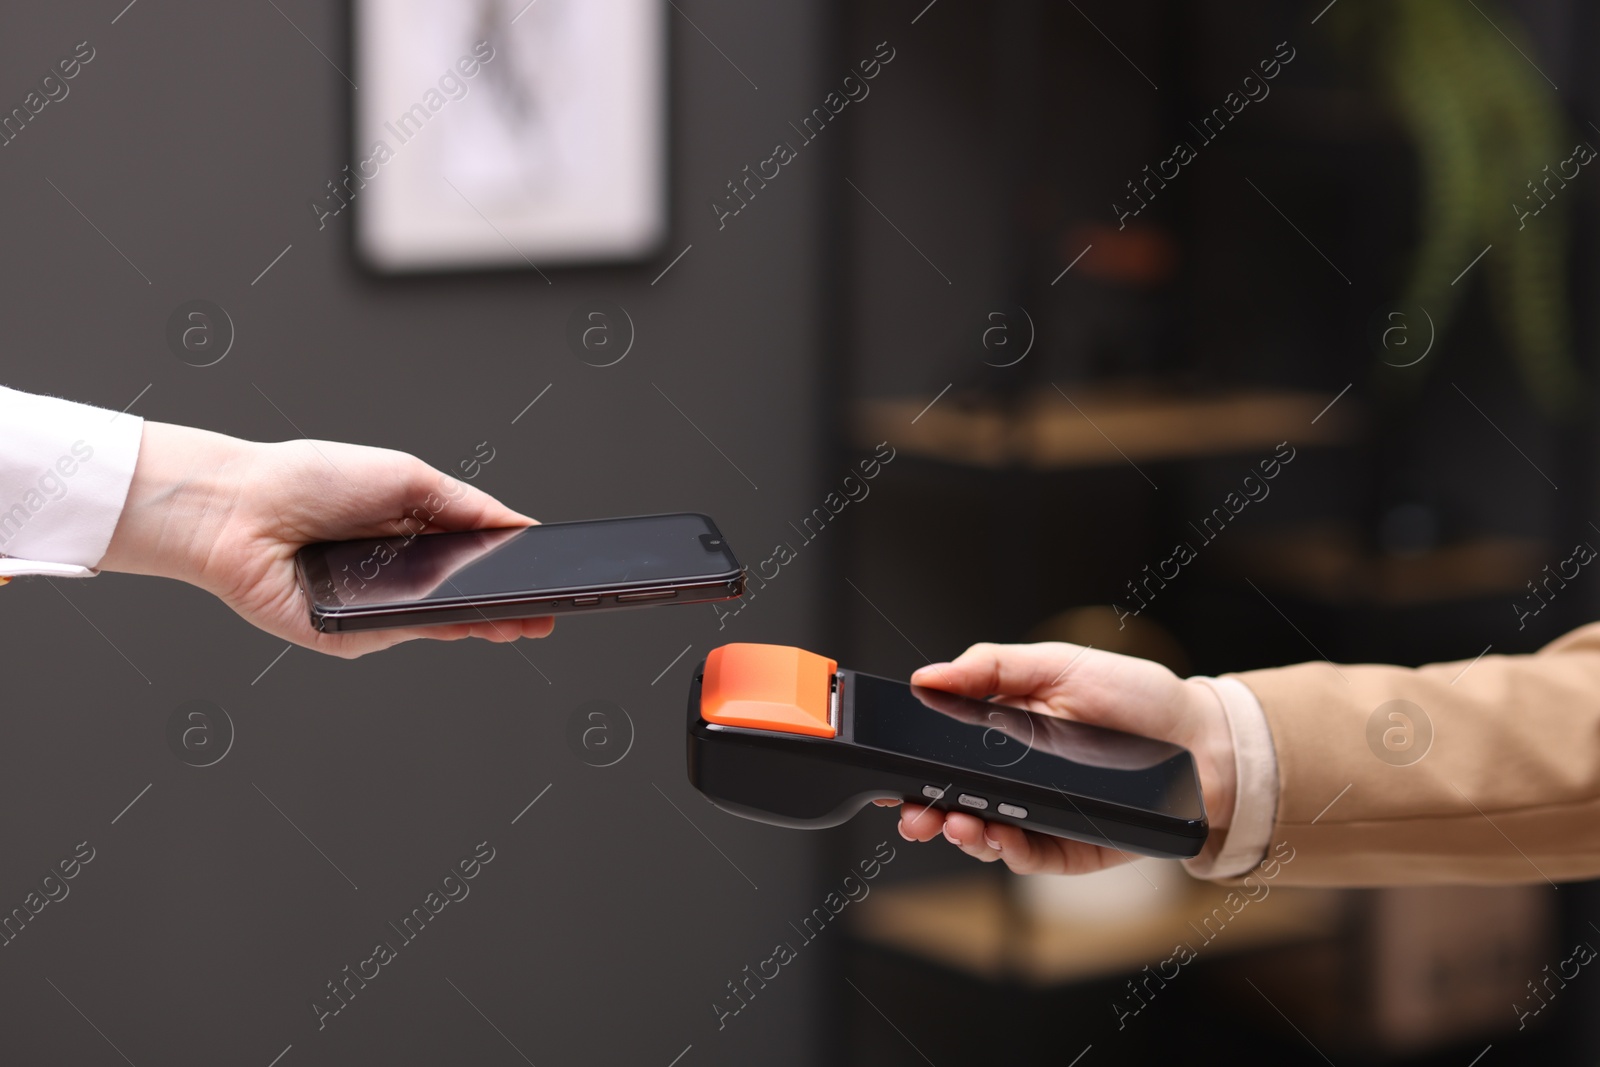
[{"xmin": 3, "ymin": 0, "xmax": 1599, "ymax": 1063}]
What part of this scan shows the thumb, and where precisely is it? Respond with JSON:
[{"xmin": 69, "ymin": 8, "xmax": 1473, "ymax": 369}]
[
  {"xmin": 911, "ymin": 642, "xmax": 1088, "ymax": 699},
  {"xmin": 404, "ymin": 464, "xmax": 535, "ymax": 532}
]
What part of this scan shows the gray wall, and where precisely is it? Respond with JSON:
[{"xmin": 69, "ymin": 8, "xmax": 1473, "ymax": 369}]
[{"xmin": 0, "ymin": 3, "xmax": 833, "ymax": 1064}]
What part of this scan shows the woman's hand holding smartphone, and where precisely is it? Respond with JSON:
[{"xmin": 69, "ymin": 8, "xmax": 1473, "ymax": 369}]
[{"xmin": 99, "ymin": 423, "xmax": 554, "ymax": 658}]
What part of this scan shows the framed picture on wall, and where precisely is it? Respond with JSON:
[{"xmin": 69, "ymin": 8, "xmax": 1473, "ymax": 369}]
[{"xmin": 348, "ymin": 0, "xmax": 667, "ymax": 273}]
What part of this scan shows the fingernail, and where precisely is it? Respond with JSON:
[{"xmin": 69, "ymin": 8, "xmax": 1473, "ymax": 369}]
[
  {"xmin": 943, "ymin": 823, "xmax": 961, "ymax": 846},
  {"xmin": 897, "ymin": 822, "xmax": 913, "ymax": 841},
  {"xmin": 985, "ymin": 835, "xmax": 1002, "ymax": 851}
]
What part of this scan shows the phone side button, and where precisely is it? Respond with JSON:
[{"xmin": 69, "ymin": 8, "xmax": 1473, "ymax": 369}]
[
  {"xmin": 572, "ymin": 596, "xmax": 601, "ymax": 606},
  {"xmin": 996, "ymin": 802, "xmax": 1028, "ymax": 818},
  {"xmin": 617, "ymin": 590, "xmax": 678, "ymax": 602},
  {"xmin": 957, "ymin": 793, "xmax": 988, "ymax": 810}
]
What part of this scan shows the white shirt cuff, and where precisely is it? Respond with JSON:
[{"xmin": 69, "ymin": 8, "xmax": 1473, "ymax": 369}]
[
  {"xmin": 0, "ymin": 385, "xmax": 144, "ymax": 577},
  {"xmin": 1181, "ymin": 675, "xmax": 1280, "ymax": 880}
]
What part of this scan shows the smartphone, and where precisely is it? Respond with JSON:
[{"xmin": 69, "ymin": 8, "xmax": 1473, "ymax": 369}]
[
  {"xmin": 295, "ymin": 512, "xmax": 744, "ymax": 633},
  {"xmin": 687, "ymin": 644, "xmax": 1208, "ymax": 859}
]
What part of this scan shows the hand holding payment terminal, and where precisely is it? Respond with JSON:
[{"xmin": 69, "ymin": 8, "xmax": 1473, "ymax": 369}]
[{"xmin": 685, "ymin": 644, "xmax": 1209, "ymax": 859}]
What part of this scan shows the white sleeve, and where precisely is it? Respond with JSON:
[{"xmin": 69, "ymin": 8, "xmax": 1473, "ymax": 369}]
[
  {"xmin": 0, "ymin": 385, "xmax": 145, "ymax": 578},
  {"xmin": 1181, "ymin": 675, "xmax": 1280, "ymax": 880}
]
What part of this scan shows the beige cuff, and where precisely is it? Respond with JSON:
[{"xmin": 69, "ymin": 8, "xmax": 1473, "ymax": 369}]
[{"xmin": 1181, "ymin": 676, "xmax": 1280, "ymax": 880}]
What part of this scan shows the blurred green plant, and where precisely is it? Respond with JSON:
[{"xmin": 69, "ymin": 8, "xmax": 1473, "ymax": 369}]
[{"xmin": 1353, "ymin": 0, "xmax": 1582, "ymax": 414}]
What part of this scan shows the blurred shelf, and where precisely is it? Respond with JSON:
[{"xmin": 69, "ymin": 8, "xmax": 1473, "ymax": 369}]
[
  {"xmin": 849, "ymin": 871, "xmax": 1343, "ymax": 986},
  {"xmin": 854, "ymin": 386, "xmax": 1358, "ymax": 470},
  {"xmin": 1214, "ymin": 525, "xmax": 1548, "ymax": 607}
]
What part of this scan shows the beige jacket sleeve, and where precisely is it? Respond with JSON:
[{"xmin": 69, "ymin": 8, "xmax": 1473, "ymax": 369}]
[{"xmin": 1230, "ymin": 621, "xmax": 1600, "ymax": 886}]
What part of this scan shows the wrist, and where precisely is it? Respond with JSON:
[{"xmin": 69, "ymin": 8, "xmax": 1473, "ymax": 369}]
[
  {"xmin": 1179, "ymin": 676, "xmax": 1238, "ymax": 832},
  {"xmin": 100, "ymin": 422, "xmax": 252, "ymax": 583}
]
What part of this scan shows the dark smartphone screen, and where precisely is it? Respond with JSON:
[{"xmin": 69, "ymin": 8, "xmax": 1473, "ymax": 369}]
[
  {"xmin": 305, "ymin": 513, "xmax": 740, "ymax": 609},
  {"xmin": 847, "ymin": 673, "xmax": 1205, "ymax": 819}
]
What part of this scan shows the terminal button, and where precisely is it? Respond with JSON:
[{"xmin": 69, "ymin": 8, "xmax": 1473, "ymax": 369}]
[
  {"xmin": 957, "ymin": 793, "xmax": 988, "ymax": 810},
  {"xmin": 997, "ymin": 802, "xmax": 1028, "ymax": 819},
  {"xmin": 921, "ymin": 785, "xmax": 946, "ymax": 800}
]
